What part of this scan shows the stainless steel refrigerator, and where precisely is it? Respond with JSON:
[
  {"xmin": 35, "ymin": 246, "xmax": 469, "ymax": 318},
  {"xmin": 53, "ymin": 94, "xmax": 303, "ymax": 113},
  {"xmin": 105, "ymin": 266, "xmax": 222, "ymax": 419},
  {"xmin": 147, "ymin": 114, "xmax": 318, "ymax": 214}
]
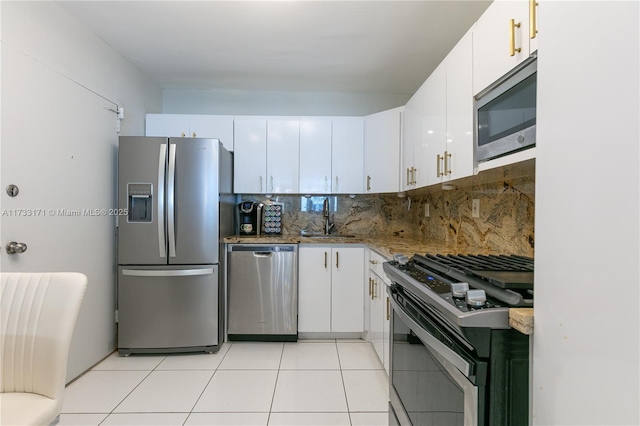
[{"xmin": 116, "ymin": 136, "xmax": 233, "ymax": 355}]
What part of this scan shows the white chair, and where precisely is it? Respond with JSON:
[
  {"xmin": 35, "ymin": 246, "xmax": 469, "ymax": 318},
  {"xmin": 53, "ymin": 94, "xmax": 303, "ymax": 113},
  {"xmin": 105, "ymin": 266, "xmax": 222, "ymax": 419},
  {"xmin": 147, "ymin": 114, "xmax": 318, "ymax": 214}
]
[{"xmin": 1, "ymin": 273, "xmax": 87, "ymax": 426}]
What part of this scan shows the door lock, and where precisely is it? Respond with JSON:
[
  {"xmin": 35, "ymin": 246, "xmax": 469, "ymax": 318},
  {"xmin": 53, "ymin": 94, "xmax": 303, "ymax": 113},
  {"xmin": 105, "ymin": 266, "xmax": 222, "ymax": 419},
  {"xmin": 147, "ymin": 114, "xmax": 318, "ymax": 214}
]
[{"xmin": 6, "ymin": 242, "xmax": 28, "ymax": 254}]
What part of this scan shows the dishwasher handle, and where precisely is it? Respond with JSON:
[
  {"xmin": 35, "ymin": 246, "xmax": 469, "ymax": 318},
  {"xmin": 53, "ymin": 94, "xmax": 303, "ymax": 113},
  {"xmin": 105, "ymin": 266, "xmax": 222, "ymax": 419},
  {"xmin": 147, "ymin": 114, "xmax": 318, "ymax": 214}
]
[{"xmin": 253, "ymin": 252, "xmax": 272, "ymax": 257}]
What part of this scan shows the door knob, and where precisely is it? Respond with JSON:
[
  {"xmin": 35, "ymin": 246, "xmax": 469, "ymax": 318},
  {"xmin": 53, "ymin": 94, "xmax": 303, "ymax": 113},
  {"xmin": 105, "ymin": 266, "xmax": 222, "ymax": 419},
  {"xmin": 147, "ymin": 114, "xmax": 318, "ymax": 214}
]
[{"xmin": 6, "ymin": 241, "xmax": 28, "ymax": 254}]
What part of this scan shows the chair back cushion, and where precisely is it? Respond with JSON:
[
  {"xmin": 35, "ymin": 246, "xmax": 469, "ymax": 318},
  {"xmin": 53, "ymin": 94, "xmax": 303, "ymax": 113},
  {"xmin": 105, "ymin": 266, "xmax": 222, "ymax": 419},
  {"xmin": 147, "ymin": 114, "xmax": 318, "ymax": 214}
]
[{"xmin": 1, "ymin": 273, "xmax": 87, "ymax": 401}]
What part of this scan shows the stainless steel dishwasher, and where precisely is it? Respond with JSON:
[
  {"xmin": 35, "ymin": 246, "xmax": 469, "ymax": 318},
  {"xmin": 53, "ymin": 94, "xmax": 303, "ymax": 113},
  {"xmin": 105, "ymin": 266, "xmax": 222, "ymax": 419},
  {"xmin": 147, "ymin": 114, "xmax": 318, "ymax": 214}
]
[{"xmin": 227, "ymin": 244, "xmax": 298, "ymax": 341}]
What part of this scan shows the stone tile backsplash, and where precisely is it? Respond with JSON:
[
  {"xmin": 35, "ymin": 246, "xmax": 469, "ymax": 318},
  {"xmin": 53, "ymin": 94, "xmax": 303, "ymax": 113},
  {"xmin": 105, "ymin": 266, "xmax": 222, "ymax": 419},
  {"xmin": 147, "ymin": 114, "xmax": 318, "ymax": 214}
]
[{"xmin": 240, "ymin": 174, "xmax": 535, "ymax": 257}]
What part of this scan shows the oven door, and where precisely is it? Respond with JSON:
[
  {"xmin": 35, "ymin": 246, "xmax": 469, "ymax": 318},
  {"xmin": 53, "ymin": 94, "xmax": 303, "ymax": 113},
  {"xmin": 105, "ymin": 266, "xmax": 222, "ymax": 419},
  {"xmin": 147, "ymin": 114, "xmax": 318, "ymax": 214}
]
[{"xmin": 388, "ymin": 286, "xmax": 486, "ymax": 426}]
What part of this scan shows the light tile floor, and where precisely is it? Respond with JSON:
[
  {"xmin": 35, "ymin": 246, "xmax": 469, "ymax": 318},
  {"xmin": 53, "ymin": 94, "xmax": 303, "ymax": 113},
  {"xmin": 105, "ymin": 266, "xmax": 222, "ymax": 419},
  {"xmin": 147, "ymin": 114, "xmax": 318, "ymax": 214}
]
[{"xmin": 59, "ymin": 340, "xmax": 389, "ymax": 426}]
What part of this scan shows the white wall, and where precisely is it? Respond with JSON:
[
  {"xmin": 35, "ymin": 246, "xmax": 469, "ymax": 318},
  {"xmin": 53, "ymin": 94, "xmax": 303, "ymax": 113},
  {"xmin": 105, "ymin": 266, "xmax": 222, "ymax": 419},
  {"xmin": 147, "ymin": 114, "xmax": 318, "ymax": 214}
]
[
  {"xmin": 1, "ymin": 1, "xmax": 162, "ymax": 380},
  {"xmin": 534, "ymin": 1, "xmax": 639, "ymax": 424},
  {"xmin": 162, "ymin": 87, "xmax": 409, "ymax": 116}
]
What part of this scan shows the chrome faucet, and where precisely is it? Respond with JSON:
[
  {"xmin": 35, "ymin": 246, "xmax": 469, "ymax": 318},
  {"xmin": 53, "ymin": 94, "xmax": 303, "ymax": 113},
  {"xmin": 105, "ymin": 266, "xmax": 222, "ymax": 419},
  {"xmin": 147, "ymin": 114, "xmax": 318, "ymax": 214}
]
[{"xmin": 323, "ymin": 197, "xmax": 335, "ymax": 235}]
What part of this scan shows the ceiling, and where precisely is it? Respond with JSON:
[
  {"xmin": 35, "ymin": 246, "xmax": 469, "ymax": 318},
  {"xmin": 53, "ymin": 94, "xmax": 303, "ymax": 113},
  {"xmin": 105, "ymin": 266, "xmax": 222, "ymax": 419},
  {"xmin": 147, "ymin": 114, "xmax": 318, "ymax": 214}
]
[{"xmin": 58, "ymin": 1, "xmax": 492, "ymax": 97}]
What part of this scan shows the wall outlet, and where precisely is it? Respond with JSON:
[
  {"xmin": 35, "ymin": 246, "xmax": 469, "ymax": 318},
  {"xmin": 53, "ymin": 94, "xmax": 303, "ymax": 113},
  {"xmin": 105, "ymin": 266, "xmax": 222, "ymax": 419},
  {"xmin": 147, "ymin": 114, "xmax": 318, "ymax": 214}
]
[
  {"xmin": 472, "ymin": 199, "xmax": 480, "ymax": 218},
  {"xmin": 424, "ymin": 203, "xmax": 430, "ymax": 217}
]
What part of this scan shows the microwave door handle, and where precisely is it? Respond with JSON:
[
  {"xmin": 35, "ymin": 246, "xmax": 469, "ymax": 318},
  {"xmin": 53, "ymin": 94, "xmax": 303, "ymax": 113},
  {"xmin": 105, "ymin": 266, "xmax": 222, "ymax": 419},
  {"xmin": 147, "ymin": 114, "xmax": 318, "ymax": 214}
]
[
  {"xmin": 167, "ymin": 143, "xmax": 176, "ymax": 258},
  {"xmin": 157, "ymin": 144, "xmax": 167, "ymax": 258}
]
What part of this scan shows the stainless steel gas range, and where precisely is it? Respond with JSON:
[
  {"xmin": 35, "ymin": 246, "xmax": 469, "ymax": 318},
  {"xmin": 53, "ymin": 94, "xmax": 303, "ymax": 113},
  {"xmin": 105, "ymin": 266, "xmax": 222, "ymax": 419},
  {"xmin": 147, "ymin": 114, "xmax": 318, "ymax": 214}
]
[{"xmin": 383, "ymin": 253, "xmax": 533, "ymax": 426}]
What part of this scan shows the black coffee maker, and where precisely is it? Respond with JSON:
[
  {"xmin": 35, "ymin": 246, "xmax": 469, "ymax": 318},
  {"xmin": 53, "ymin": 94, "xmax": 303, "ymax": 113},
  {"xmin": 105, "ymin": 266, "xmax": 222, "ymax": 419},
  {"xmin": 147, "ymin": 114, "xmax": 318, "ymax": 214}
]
[{"xmin": 237, "ymin": 201, "xmax": 263, "ymax": 235}]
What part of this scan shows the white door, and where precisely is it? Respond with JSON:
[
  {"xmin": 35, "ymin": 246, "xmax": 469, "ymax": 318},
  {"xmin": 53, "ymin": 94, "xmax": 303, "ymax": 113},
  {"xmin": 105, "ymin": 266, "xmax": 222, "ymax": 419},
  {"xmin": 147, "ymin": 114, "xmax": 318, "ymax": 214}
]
[
  {"xmin": 189, "ymin": 115, "xmax": 235, "ymax": 152},
  {"xmin": 299, "ymin": 118, "xmax": 332, "ymax": 194},
  {"xmin": 266, "ymin": 118, "xmax": 299, "ymax": 194},
  {"xmin": 331, "ymin": 247, "xmax": 364, "ymax": 333},
  {"xmin": 423, "ymin": 63, "xmax": 447, "ymax": 185},
  {"xmin": 444, "ymin": 29, "xmax": 474, "ymax": 182},
  {"xmin": 298, "ymin": 246, "xmax": 332, "ymax": 332},
  {"xmin": 145, "ymin": 114, "xmax": 190, "ymax": 137},
  {"xmin": 233, "ymin": 118, "xmax": 267, "ymax": 193},
  {"xmin": 1, "ymin": 47, "xmax": 118, "ymax": 381},
  {"xmin": 364, "ymin": 107, "xmax": 402, "ymax": 193},
  {"xmin": 473, "ymin": 0, "xmax": 530, "ymax": 95},
  {"xmin": 331, "ymin": 117, "xmax": 364, "ymax": 194}
]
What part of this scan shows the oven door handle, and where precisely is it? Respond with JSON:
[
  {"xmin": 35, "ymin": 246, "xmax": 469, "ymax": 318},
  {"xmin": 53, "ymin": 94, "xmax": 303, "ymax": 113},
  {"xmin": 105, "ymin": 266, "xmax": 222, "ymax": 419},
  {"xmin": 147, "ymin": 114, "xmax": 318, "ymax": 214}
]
[{"xmin": 389, "ymin": 294, "xmax": 472, "ymax": 377}]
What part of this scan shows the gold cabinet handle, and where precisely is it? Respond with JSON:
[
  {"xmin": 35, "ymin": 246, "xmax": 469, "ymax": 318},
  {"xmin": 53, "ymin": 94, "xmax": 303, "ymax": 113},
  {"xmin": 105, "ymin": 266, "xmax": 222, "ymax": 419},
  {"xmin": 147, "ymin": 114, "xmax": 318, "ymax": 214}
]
[
  {"xmin": 373, "ymin": 279, "xmax": 377, "ymax": 299},
  {"xmin": 444, "ymin": 151, "xmax": 452, "ymax": 175},
  {"xmin": 324, "ymin": 176, "xmax": 328, "ymax": 192},
  {"xmin": 510, "ymin": 19, "xmax": 522, "ymax": 56},
  {"xmin": 369, "ymin": 277, "xmax": 373, "ymax": 297},
  {"xmin": 259, "ymin": 176, "xmax": 263, "ymax": 192},
  {"xmin": 192, "ymin": 132, "xmax": 196, "ymax": 138},
  {"xmin": 386, "ymin": 296, "xmax": 390, "ymax": 320},
  {"xmin": 367, "ymin": 175, "xmax": 371, "ymax": 191},
  {"xmin": 530, "ymin": 0, "xmax": 538, "ymax": 39},
  {"xmin": 336, "ymin": 251, "xmax": 339, "ymax": 268},
  {"xmin": 411, "ymin": 167, "xmax": 417, "ymax": 185},
  {"xmin": 181, "ymin": 132, "xmax": 186, "ymax": 137},
  {"xmin": 270, "ymin": 176, "xmax": 274, "ymax": 192},
  {"xmin": 324, "ymin": 251, "xmax": 327, "ymax": 269},
  {"xmin": 369, "ymin": 259, "xmax": 378, "ymax": 265},
  {"xmin": 335, "ymin": 176, "xmax": 339, "ymax": 192},
  {"xmin": 436, "ymin": 154, "xmax": 443, "ymax": 177},
  {"xmin": 406, "ymin": 168, "xmax": 411, "ymax": 186}
]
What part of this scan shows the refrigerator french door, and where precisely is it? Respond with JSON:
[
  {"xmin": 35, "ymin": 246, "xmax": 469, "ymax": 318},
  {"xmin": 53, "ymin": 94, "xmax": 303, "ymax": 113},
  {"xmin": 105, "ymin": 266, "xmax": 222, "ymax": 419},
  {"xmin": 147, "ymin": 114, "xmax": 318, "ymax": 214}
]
[{"xmin": 117, "ymin": 136, "xmax": 230, "ymax": 355}]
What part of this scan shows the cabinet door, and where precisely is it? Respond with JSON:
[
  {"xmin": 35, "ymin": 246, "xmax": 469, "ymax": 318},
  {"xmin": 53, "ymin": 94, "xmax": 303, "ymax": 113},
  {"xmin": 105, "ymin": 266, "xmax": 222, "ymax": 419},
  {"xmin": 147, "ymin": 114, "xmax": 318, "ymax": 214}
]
[
  {"xmin": 234, "ymin": 118, "xmax": 267, "ymax": 194},
  {"xmin": 473, "ymin": 0, "xmax": 530, "ymax": 95},
  {"xmin": 267, "ymin": 118, "xmax": 300, "ymax": 194},
  {"xmin": 189, "ymin": 116, "xmax": 235, "ymax": 152},
  {"xmin": 298, "ymin": 247, "xmax": 332, "ymax": 332},
  {"xmin": 401, "ymin": 107, "xmax": 421, "ymax": 190},
  {"xmin": 299, "ymin": 118, "xmax": 332, "ymax": 194},
  {"xmin": 145, "ymin": 114, "xmax": 189, "ymax": 137},
  {"xmin": 423, "ymin": 63, "xmax": 447, "ymax": 185},
  {"xmin": 332, "ymin": 117, "xmax": 364, "ymax": 194},
  {"xmin": 364, "ymin": 107, "xmax": 402, "ymax": 193},
  {"xmin": 331, "ymin": 247, "xmax": 364, "ymax": 333},
  {"xmin": 382, "ymin": 279, "xmax": 391, "ymax": 374},
  {"xmin": 444, "ymin": 30, "xmax": 474, "ymax": 182},
  {"xmin": 370, "ymin": 271, "xmax": 385, "ymax": 363}
]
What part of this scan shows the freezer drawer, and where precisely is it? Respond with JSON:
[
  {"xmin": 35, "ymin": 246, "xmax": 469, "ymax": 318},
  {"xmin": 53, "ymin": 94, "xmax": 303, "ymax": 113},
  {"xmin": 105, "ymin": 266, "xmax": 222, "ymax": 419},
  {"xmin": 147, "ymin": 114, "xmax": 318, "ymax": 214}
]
[
  {"xmin": 117, "ymin": 265, "xmax": 220, "ymax": 354},
  {"xmin": 227, "ymin": 244, "xmax": 298, "ymax": 340}
]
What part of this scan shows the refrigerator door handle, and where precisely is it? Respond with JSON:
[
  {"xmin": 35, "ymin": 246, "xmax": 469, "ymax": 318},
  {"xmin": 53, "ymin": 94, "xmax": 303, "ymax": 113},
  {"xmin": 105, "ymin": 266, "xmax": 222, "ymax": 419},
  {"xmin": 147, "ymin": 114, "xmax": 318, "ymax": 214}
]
[
  {"xmin": 158, "ymin": 144, "xmax": 167, "ymax": 258},
  {"xmin": 122, "ymin": 268, "xmax": 214, "ymax": 277},
  {"xmin": 167, "ymin": 143, "xmax": 177, "ymax": 258}
]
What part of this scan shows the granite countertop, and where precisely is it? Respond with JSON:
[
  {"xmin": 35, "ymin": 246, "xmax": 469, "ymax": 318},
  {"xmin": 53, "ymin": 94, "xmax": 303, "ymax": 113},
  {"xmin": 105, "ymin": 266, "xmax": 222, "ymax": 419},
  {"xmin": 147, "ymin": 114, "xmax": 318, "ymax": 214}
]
[
  {"xmin": 223, "ymin": 233, "xmax": 495, "ymax": 259},
  {"xmin": 223, "ymin": 233, "xmax": 534, "ymax": 335}
]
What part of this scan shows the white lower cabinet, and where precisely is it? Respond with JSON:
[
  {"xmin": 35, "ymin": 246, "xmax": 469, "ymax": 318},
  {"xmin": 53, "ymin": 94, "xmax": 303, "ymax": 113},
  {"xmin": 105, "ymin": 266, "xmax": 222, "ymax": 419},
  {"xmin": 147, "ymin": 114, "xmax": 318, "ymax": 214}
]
[
  {"xmin": 298, "ymin": 246, "xmax": 364, "ymax": 333},
  {"xmin": 367, "ymin": 250, "xmax": 391, "ymax": 373}
]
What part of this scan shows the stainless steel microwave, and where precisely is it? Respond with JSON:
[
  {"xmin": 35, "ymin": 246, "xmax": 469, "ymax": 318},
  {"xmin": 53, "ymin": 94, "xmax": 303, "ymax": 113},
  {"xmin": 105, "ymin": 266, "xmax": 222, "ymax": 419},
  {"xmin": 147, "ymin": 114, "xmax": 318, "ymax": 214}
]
[{"xmin": 475, "ymin": 58, "xmax": 537, "ymax": 162}]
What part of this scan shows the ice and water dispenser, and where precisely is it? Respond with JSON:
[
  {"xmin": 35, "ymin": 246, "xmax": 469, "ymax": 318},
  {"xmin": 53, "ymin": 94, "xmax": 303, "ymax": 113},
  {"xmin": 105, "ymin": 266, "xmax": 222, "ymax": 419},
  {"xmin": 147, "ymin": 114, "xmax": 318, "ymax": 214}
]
[{"xmin": 127, "ymin": 183, "xmax": 152, "ymax": 222}]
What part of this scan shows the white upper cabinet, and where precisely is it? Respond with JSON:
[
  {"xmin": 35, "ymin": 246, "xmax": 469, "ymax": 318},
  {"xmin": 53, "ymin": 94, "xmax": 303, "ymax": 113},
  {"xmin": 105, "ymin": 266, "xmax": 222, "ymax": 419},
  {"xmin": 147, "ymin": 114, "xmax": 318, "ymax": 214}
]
[
  {"xmin": 403, "ymin": 29, "xmax": 474, "ymax": 187},
  {"xmin": 444, "ymin": 29, "xmax": 474, "ymax": 182},
  {"xmin": 422, "ymin": 62, "xmax": 447, "ymax": 186},
  {"xmin": 266, "ymin": 118, "xmax": 300, "ymax": 194},
  {"xmin": 146, "ymin": 114, "xmax": 190, "ymax": 137},
  {"xmin": 299, "ymin": 118, "xmax": 332, "ymax": 194},
  {"xmin": 233, "ymin": 117, "xmax": 267, "ymax": 194},
  {"xmin": 188, "ymin": 116, "xmax": 235, "ymax": 152},
  {"xmin": 473, "ymin": 0, "xmax": 530, "ymax": 95},
  {"xmin": 401, "ymin": 106, "xmax": 422, "ymax": 191},
  {"xmin": 364, "ymin": 107, "xmax": 403, "ymax": 194},
  {"xmin": 233, "ymin": 117, "xmax": 300, "ymax": 194},
  {"xmin": 331, "ymin": 117, "xmax": 364, "ymax": 194},
  {"xmin": 146, "ymin": 114, "xmax": 234, "ymax": 152}
]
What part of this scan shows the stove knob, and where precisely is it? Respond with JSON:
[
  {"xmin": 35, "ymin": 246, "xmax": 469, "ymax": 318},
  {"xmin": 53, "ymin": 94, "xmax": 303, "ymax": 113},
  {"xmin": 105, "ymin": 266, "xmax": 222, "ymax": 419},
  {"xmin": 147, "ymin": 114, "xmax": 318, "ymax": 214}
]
[
  {"xmin": 450, "ymin": 282, "xmax": 469, "ymax": 298},
  {"xmin": 466, "ymin": 289, "xmax": 487, "ymax": 307},
  {"xmin": 393, "ymin": 254, "xmax": 409, "ymax": 265}
]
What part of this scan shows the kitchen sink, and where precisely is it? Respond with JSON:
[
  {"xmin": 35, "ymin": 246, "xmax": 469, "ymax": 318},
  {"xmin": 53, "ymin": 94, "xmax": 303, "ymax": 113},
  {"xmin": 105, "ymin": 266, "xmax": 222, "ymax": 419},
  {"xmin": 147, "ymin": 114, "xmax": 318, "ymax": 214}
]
[{"xmin": 300, "ymin": 231, "xmax": 356, "ymax": 238}]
